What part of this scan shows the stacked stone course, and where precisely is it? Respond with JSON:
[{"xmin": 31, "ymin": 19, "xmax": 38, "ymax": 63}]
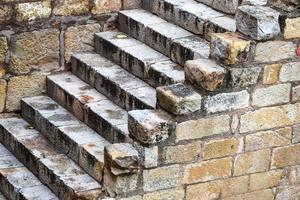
[{"xmin": 0, "ymin": 0, "xmax": 299, "ymax": 199}]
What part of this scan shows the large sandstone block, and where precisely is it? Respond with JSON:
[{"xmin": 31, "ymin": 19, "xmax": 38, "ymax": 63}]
[
  {"xmin": 143, "ymin": 188, "xmax": 185, "ymax": 200},
  {"xmin": 15, "ymin": 1, "xmax": 51, "ymax": 22},
  {"xmin": 92, "ymin": 0, "xmax": 122, "ymax": 14},
  {"xmin": 53, "ymin": 0, "xmax": 89, "ymax": 16},
  {"xmin": 249, "ymin": 170, "xmax": 285, "ymax": 191},
  {"xmin": 263, "ymin": 64, "xmax": 281, "ymax": 85},
  {"xmin": 0, "ymin": 79, "xmax": 6, "ymax": 113},
  {"xmin": 224, "ymin": 189, "xmax": 274, "ymax": 200},
  {"xmin": 284, "ymin": 17, "xmax": 300, "ymax": 39},
  {"xmin": 272, "ymin": 143, "xmax": 300, "ymax": 168},
  {"xmin": 10, "ymin": 29, "xmax": 60, "ymax": 75}
]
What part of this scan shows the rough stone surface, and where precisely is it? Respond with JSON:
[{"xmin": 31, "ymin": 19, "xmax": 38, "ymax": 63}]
[
  {"xmin": 53, "ymin": 0, "xmax": 89, "ymax": 16},
  {"xmin": 272, "ymin": 143, "xmax": 300, "ymax": 168},
  {"xmin": 229, "ymin": 67, "xmax": 261, "ymax": 88},
  {"xmin": 241, "ymin": 0, "xmax": 267, "ymax": 5},
  {"xmin": 293, "ymin": 85, "xmax": 300, "ymax": 102},
  {"xmin": 123, "ymin": 0, "xmax": 141, "ymax": 9},
  {"xmin": 224, "ymin": 189, "xmax": 274, "ymax": 200},
  {"xmin": 204, "ymin": 16, "xmax": 237, "ymax": 41},
  {"xmin": 236, "ymin": 5, "xmax": 281, "ymax": 40},
  {"xmin": 284, "ymin": 17, "xmax": 300, "ymax": 39},
  {"xmin": 263, "ymin": 64, "xmax": 281, "ymax": 84},
  {"xmin": 280, "ymin": 62, "xmax": 300, "ymax": 82},
  {"xmin": 185, "ymin": 59, "xmax": 227, "ymax": 91},
  {"xmin": 212, "ymin": 0, "xmax": 239, "ymax": 14},
  {"xmin": 0, "ymin": 36, "xmax": 8, "ymax": 64},
  {"xmin": 92, "ymin": 0, "xmax": 122, "ymax": 14},
  {"xmin": 143, "ymin": 188, "xmax": 185, "ymax": 200},
  {"xmin": 15, "ymin": 1, "xmax": 52, "ymax": 22},
  {"xmin": 275, "ymin": 185, "xmax": 300, "ymax": 200},
  {"xmin": 0, "ymin": 5, "xmax": 12, "ymax": 27},
  {"xmin": 157, "ymin": 83, "xmax": 202, "ymax": 115},
  {"xmin": 0, "ymin": 79, "xmax": 6, "ymax": 113},
  {"xmin": 249, "ymin": 170, "xmax": 285, "ymax": 191}
]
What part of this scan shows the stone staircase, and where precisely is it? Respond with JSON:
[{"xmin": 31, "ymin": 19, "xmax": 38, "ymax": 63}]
[{"xmin": 0, "ymin": 0, "xmax": 295, "ymax": 199}]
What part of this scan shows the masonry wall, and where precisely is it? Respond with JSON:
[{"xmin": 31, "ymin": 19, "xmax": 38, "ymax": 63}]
[{"xmin": 0, "ymin": 0, "xmax": 140, "ymax": 114}]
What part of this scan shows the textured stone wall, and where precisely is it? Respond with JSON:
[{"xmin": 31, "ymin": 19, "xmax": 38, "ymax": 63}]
[{"xmin": 0, "ymin": 0, "xmax": 139, "ymax": 113}]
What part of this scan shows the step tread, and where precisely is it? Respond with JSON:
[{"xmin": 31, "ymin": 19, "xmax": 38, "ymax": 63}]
[{"xmin": 0, "ymin": 143, "xmax": 58, "ymax": 200}]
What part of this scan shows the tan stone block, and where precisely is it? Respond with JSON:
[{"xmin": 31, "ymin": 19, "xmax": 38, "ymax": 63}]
[
  {"xmin": 0, "ymin": 67, "xmax": 5, "ymax": 78},
  {"xmin": 272, "ymin": 143, "xmax": 300, "ymax": 168},
  {"xmin": 249, "ymin": 170, "xmax": 285, "ymax": 191},
  {"xmin": 143, "ymin": 188, "xmax": 185, "ymax": 200},
  {"xmin": 284, "ymin": 17, "xmax": 300, "ymax": 39},
  {"xmin": 163, "ymin": 142, "xmax": 201, "ymax": 164},
  {"xmin": 92, "ymin": 0, "xmax": 122, "ymax": 14},
  {"xmin": 0, "ymin": 79, "xmax": 7, "ymax": 113},
  {"xmin": 224, "ymin": 189, "xmax": 274, "ymax": 200},
  {"xmin": 203, "ymin": 137, "xmax": 243, "ymax": 160},
  {"xmin": 15, "ymin": 1, "xmax": 51, "ymax": 22},
  {"xmin": 53, "ymin": 0, "xmax": 89, "ymax": 16},
  {"xmin": 292, "ymin": 124, "xmax": 300, "ymax": 143},
  {"xmin": 64, "ymin": 24, "xmax": 102, "ymax": 62},
  {"xmin": 6, "ymin": 75, "xmax": 46, "ymax": 112},
  {"xmin": 240, "ymin": 103, "xmax": 300, "ymax": 133},
  {"xmin": 0, "ymin": 36, "xmax": 8, "ymax": 64},
  {"xmin": 263, "ymin": 64, "xmax": 281, "ymax": 84},
  {"xmin": 288, "ymin": 165, "xmax": 300, "ymax": 184},
  {"xmin": 175, "ymin": 114, "xmax": 230, "ymax": 142},
  {"xmin": 245, "ymin": 129, "xmax": 291, "ymax": 151},
  {"xmin": 234, "ymin": 149, "xmax": 270, "ymax": 176},
  {"xmin": 10, "ymin": 29, "xmax": 60, "ymax": 75},
  {"xmin": 120, "ymin": 196, "xmax": 142, "ymax": 200},
  {"xmin": 183, "ymin": 157, "xmax": 232, "ymax": 184}
]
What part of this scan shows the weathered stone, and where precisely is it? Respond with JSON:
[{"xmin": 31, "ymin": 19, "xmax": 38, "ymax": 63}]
[
  {"xmin": 64, "ymin": 24, "xmax": 102, "ymax": 62},
  {"xmin": 234, "ymin": 149, "xmax": 270, "ymax": 176},
  {"xmin": 185, "ymin": 59, "xmax": 227, "ymax": 91},
  {"xmin": 183, "ymin": 157, "xmax": 232, "ymax": 184},
  {"xmin": 245, "ymin": 129, "xmax": 291, "ymax": 151},
  {"xmin": 293, "ymin": 124, "xmax": 300, "ymax": 143},
  {"xmin": 0, "ymin": 36, "xmax": 8, "ymax": 64},
  {"xmin": 240, "ymin": 103, "xmax": 300, "ymax": 133},
  {"xmin": 0, "ymin": 67, "xmax": 5, "ymax": 78},
  {"xmin": 203, "ymin": 138, "xmax": 243, "ymax": 160},
  {"xmin": 143, "ymin": 165, "xmax": 180, "ymax": 192},
  {"xmin": 263, "ymin": 64, "xmax": 281, "ymax": 84},
  {"xmin": 6, "ymin": 75, "xmax": 46, "ymax": 112},
  {"xmin": 128, "ymin": 110, "xmax": 171, "ymax": 145},
  {"xmin": 269, "ymin": 0, "xmax": 299, "ymax": 11},
  {"xmin": 280, "ymin": 62, "xmax": 300, "ymax": 82},
  {"xmin": 204, "ymin": 16, "xmax": 236, "ymax": 41},
  {"xmin": 229, "ymin": 67, "xmax": 261, "ymax": 88},
  {"xmin": 10, "ymin": 29, "xmax": 60, "ymax": 75},
  {"xmin": 157, "ymin": 83, "xmax": 202, "ymax": 115},
  {"xmin": 249, "ymin": 170, "xmax": 285, "ymax": 191},
  {"xmin": 92, "ymin": 0, "xmax": 122, "ymax": 14},
  {"xmin": 0, "ymin": 5, "xmax": 12, "ymax": 26},
  {"xmin": 288, "ymin": 165, "xmax": 300, "ymax": 184},
  {"xmin": 53, "ymin": 0, "xmax": 89, "ymax": 16},
  {"xmin": 175, "ymin": 114, "xmax": 230, "ymax": 142},
  {"xmin": 212, "ymin": 0, "xmax": 239, "ymax": 14},
  {"xmin": 122, "ymin": 0, "xmax": 141, "ymax": 9},
  {"xmin": 15, "ymin": 1, "xmax": 51, "ymax": 22},
  {"xmin": 252, "ymin": 83, "xmax": 291, "ymax": 107},
  {"xmin": 255, "ymin": 41, "xmax": 296, "ymax": 62},
  {"xmin": 224, "ymin": 189, "xmax": 274, "ymax": 200},
  {"xmin": 236, "ymin": 5, "xmax": 280, "ymax": 40},
  {"xmin": 241, "ymin": 0, "xmax": 267, "ymax": 5},
  {"xmin": 204, "ymin": 90, "xmax": 250, "ymax": 113},
  {"xmin": 0, "ymin": 79, "xmax": 6, "ymax": 113},
  {"xmin": 163, "ymin": 142, "xmax": 201, "ymax": 164},
  {"xmin": 143, "ymin": 145, "xmax": 158, "ymax": 168},
  {"xmin": 210, "ymin": 33, "xmax": 251, "ymax": 65},
  {"xmin": 293, "ymin": 85, "xmax": 300, "ymax": 102},
  {"xmin": 105, "ymin": 143, "xmax": 139, "ymax": 176},
  {"xmin": 272, "ymin": 143, "xmax": 300, "ymax": 168},
  {"xmin": 276, "ymin": 185, "xmax": 300, "ymax": 200},
  {"xmin": 143, "ymin": 188, "xmax": 185, "ymax": 200},
  {"xmin": 284, "ymin": 17, "xmax": 300, "ymax": 39}
]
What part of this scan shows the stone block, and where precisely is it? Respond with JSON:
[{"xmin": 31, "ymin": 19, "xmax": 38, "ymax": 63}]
[
  {"xmin": 249, "ymin": 170, "xmax": 285, "ymax": 191},
  {"xmin": 241, "ymin": 0, "xmax": 267, "ymax": 5},
  {"xmin": 92, "ymin": 0, "xmax": 122, "ymax": 14},
  {"xmin": 263, "ymin": 64, "xmax": 281, "ymax": 84},
  {"xmin": 276, "ymin": 185, "xmax": 300, "ymax": 200},
  {"xmin": 284, "ymin": 17, "xmax": 300, "ymax": 39},
  {"xmin": 293, "ymin": 85, "xmax": 300, "ymax": 102},
  {"xmin": 229, "ymin": 67, "xmax": 261, "ymax": 88},
  {"xmin": 280, "ymin": 62, "xmax": 300, "ymax": 82},
  {"xmin": 53, "ymin": 0, "xmax": 89, "ymax": 16},
  {"xmin": 210, "ymin": 32, "xmax": 251, "ymax": 65},
  {"xmin": 15, "ymin": 1, "xmax": 51, "ymax": 22},
  {"xmin": 234, "ymin": 149, "xmax": 270, "ymax": 176},
  {"xmin": 156, "ymin": 83, "xmax": 202, "ymax": 115},
  {"xmin": 212, "ymin": 0, "xmax": 239, "ymax": 14},
  {"xmin": 204, "ymin": 90, "xmax": 250, "ymax": 113},
  {"xmin": 272, "ymin": 143, "xmax": 300, "ymax": 168},
  {"xmin": 204, "ymin": 16, "xmax": 237, "ymax": 41},
  {"xmin": 224, "ymin": 189, "xmax": 274, "ymax": 200},
  {"xmin": 0, "ymin": 79, "xmax": 6, "ymax": 113},
  {"xmin": 236, "ymin": 5, "xmax": 280, "ymax": 40},
  {"xmin": 0, "ymin": 5, "xmax": 12, "ymax": 26},
  {"xmin": 143, "ymin": 188, "xmax": 185, "ymax": 200},
  {"xmin": 185, "ymin": 59, "xmax": 227, "ymax": 91},
  {"xmin": 175, "ymin": 114, "xmax": 230, "ymax": 142},
  {"xmin": 288, "ymin": 165, "xmax": 300, "ymax": 184},
  {"xmin": 0, "ymin": 36, "xmax": 7, "ymax": 64},
  {"xmin": 252, "ymin": 83, "xmax": 291, "ymax": 107},
  {"xmin": 128, "ymin": 109, "xmax": 172, "ymax": 145}
]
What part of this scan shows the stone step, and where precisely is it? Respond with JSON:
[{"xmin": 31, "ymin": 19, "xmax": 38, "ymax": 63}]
[
  {"xmin": 47, "ymin": 72, "xmax": 129, "ymax": 143},
  {"xmin": 71, "ymin": 53, "xmax": 158, "ymax": 110},
  {"xmin": 141, "ymin": 1, "xmax": 236, "ymax": 40},
  {"xmin": 94, "ymin": 32, "xmax": 185, "ymax": 87},
  {"xmin": 0, "ymin": 143, "xmax": 58, "ymax": 200},
  {"xmin": 20, "ymin": 96, "xmax": 111, "ymax": 184},
  {"xmin": 118, "ymin": 9, "xmax": 211, "ymax": 65}
]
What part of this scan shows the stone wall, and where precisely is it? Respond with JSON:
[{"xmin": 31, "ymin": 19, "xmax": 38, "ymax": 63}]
[{"xmin": 0, "ymin": 0, "xmax": 139, "ymax": 113}]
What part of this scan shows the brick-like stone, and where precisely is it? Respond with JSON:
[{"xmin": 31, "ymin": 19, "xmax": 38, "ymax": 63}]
[
  {"xmin": 252, "ymin": 83, "xmax": 291, "ymax": 107},
  {"xmin": 15, "ymin": 1, "xmax": 51, "ymax": 22},
  {"xmin": 280, "ymin": 62, "xmax": 300, "ymax": 82},
  {"xmin": 272, "ymin": 143, "xmax": 300, "ymax": 168},
  {"xmin": 203, "ymin": 138, "xmax": 243, "ymax": 160},
  {"xmin": 157, "ymin": 83, "xmax": 202, "ymax": 115},
  {"xmin": 293, "ymin": 85, "xmax": 300, "ymax": 102},
  {"xmin": 175, "ymin": 114, "xmax": 230, "ymax": 142},
  {"xmin": 234, "ymin": 149, "xmax": 270, "ymax": 176},
  {"xmin": 245, "ymin": 129, "xmax": 291, "ymax": 151},
  {"xmin": 143, "ymin": 165, "xmax": 180, "ymax": 192},
  {"xmin": 249, "ymin": 170, "xmax": 285, "ymax": 191},
  {"xmin": 240, "ymin": 103, "xmax": 300, "ymax": 133},
  {"xmin": 0, "ymin": 79, "xmax": 6, "ymax": 113},
  {"xmin": 0, "ymin": 36, "xmax": 8, "ymax": 64},
  {"xmin": 229, "ymin": 67, "xmax": 261, "ymax": 88},
  {"xmin": 92, "ymin": 0, "xmax": 122, "ymax": 14},
  {"xmin": 224, "ymin": 189, "xmax": 274, "ymax": 200},
  {"xmin": 284, "ymin": 17, "xmax": 300, "ymax": 39},
  {"xmin": 236, "ymin": 5, "xmax": 280, "ymax": 40},
  {"xmin": 163, "ymin": 142, "xmax": 201, "ymax": 164},
  {"xmin": 143, "ymin": 188, "xmax": 185, "ymax": 200},
  {"xmin": 263, "ymin": 64, "xmax": 281, "ymax": 85},
  {"xmin": 64, "ymin": 24, "xmax": 102, "ymax": 62},
  {"xmin": 6, "ymin": 75, "xmax": 45, "ymax": 112},
  {"xmin": 185, "ymin": 59, "xmax": 227, "ymax": 91},
  {"xmin": 210, "ymin": 33, "xmax": 251, "ymax": 65},
  {"xmin": 204, "ymin": 90, "xmax": 250, "ymax": 113},
  {"xmin": 53, "ymin": 0, "xmax": 89, "ymax": 16},
  {"xmin": 10, "ymin": 29, "xmax": 60, "ymax": 75},
  {"xmin": 255, "ymin": 41, "xmax": 296, "ymax": 62},
  {"xmin": 212, "ymin": 0, "xmax": 239, "ymax": 14},
  {"xmin": 183, "ymin": 157, "xmax": 232, "ymax": 184}
]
